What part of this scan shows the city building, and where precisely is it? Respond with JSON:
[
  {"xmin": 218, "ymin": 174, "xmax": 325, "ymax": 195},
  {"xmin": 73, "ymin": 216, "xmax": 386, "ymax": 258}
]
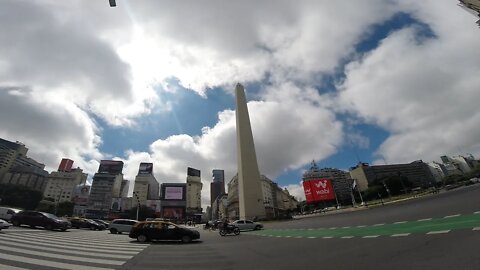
[
  {"xmin": 458, "ymin": 0, "xmax": 480, "ymax": 26},
  {"xmin": 133, "ymin": 163, "xmax": 158, "ymax": 207},
  {"xmin": 349, "ymin": 160, "xmax": 435, "ymax": 190},
  {"xmin": 212, "ymin": 193, "xmax": 228, "ymax": 220},
  {"xmin": 186, "ymin": 167, "xmax": 203, "ymax": 218},
  {"xmin": 86, "ymin": 160, "xmax": 124, "ymax": 218},
  {"xmin": 0, "ymin": 138, "xmax": 48, "ymax": 192},
  {"xmin": 120, "ymin": 179, "xmax": 129, "ymax": 198},
  {"xmin": 159, "ymin": 183, "xmax": 186, "ymax": 221},
  {"xmin": 43, "ymin": 159, "xmax": 88, "ymax": 204},
  {"xmin": 210, "ymin": 169, "xmax": 225, "ymax": 219},
  {"xmin": 427, "ymin": 162, "xmax": 446, "ymax": 183}
]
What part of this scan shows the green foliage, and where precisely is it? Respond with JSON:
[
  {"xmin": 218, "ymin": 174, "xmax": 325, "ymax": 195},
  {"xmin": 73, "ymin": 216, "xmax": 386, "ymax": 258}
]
[{"xmin": 0, "ymin": 184, "xmax": 43, "ymax": 210}]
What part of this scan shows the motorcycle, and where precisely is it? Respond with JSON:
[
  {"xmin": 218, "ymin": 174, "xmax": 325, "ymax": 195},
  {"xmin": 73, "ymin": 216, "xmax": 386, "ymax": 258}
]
[{"xmin": 219, "ymin": 224, "xmax": 240, "ymax": 236}]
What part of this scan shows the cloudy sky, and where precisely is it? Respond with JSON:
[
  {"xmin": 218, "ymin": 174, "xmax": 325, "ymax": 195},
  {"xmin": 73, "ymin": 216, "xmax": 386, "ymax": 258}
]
[{"xmin": 1, "ymin": 0, "xmax": 479, "ymax": 205}]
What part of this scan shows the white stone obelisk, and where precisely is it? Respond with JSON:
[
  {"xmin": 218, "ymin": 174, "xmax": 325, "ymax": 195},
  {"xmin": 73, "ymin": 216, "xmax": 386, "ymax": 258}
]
[{"xmin": 235, "ymin": 83, "xmax": 266, "ymax": 220}]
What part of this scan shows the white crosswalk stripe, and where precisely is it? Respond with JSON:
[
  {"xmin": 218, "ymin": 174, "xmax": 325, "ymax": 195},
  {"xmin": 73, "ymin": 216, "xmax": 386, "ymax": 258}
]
[{"xmin": 0, "ymin": 229, "xmax": 149, "ymax": 270}]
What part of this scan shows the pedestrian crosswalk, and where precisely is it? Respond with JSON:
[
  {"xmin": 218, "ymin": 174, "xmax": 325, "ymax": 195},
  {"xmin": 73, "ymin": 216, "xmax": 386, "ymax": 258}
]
[{"xmin": 0, "ymin": 228, "xmax": 149, "ymax": 270}]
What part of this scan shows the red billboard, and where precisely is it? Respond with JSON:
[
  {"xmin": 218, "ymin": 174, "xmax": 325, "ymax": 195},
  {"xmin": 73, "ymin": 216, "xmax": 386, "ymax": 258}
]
[{"xmin": 303, "ymin": 178, "xmax": 336, "ymax": 203}]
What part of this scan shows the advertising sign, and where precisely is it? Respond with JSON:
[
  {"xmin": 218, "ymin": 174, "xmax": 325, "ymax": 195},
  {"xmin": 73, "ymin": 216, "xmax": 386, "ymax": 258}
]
[
  {"xmin": 138, "ymin": 163, "xmax": 153, "ymax": 175},
  {"xmin": 302, "ymin": 181, "xmax": 315, "ymax": 203},
  {"xmin": 187, "ymin": 167, "xmax": 201, "ymax": 177},
  {"xmin": 165, "ymin": 186, "xmax": 183, "ymax": 200},
  {"xmin": 303, "ymin": 179, "xmax": 336, "ymax": 203},
  {"xmin": 98, "ymin": 160, "xmax": 124, "ymax": 174}
]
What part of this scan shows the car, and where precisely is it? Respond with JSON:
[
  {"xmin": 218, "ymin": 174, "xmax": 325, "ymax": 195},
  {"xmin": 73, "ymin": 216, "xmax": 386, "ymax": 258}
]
[
  {"xmin": 68, "ymin": 217, "xmax": 106, "ymax": 230},
  {"xmin": 0, "ymin": 207, "xmax": 22, "ymax": 222},
  {"xmin": 129, "ymin": 221, "xmax": 200, "ymax": 243},
  {"xmin": 93, "ymin": 219, "xmax": 109, "ymax": 228},
  {"xmin": 109, "ymin": 219, "xmax": 138, "ymax": 234},
  {"xmin": 0, "ymin": 218, "xmax": 12, "ymax": 230},
  {"xmin": 231, "ymin": 219, "xmax": 263, "ymax": 231},
  {"xmin": 10, "ymin": 211, "xmax": 71, "ymax": 231}
]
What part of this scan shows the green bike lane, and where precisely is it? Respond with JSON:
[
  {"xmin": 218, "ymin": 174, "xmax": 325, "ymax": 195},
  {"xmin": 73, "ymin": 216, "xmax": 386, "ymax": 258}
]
[{"xmin": 246, "ymin": 212, "xmax": 480, "ymax": 238}]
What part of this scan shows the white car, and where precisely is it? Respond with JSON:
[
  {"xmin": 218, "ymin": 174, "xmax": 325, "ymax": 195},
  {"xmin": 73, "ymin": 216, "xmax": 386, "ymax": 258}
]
[
  {"xmin": 231, "ymin": 219, "xmax": 263, "ymax": 231},
  {"xmin": 109, "ymin": 219, "xmax": 138, "ymax": 234},
  {"xmin": 0, "ymin": 219, "xmax": 12, "ymax": 230}
]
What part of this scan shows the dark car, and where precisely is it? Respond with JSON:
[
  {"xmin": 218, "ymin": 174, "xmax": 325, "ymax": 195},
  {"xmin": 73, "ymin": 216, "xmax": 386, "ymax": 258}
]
[
  {"xmin": 93, "ymin": 219, "xmax": 109, "ymax": 229},
  {"xmin": 11, "ymin": 211, "xmax": 71, "ymax": 231},
  {"xmin": 129, "ymin": 221, "xmax": 200, "ymax": 243},
  {"xmin": 68, "ymin": 217, "xmax": 105, "ymax": 230}
]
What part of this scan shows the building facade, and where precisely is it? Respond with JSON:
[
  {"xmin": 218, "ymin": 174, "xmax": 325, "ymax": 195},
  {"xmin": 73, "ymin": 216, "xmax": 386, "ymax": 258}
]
[
  {"xmin": 186, "ymin": 167, "xmax": 203, "ymax": 217},
  {"xmin": 43, "ymin": 159, "xmax": 87, "ymax": 204},
  {"xmin": 160, "ymin": 183, "xmax": 187, "ymax": 221},
  {"xmin": 86, "ymin": 160, "xmax": 124, "ymax": 218}
]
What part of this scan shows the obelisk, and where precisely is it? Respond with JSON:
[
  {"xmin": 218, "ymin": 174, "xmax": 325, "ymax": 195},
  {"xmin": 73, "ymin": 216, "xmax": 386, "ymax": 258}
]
[{"xmin": 235, "ymin": 83, "xmax": 266, "ymax": 220}]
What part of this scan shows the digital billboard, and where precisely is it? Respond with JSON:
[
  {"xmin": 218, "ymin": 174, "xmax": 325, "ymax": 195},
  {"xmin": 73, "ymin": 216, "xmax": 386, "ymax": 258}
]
[
  {"xmin": 165, "ymin": 186, "xmax": 184, "ymax": 200},
  {"xmin": 303, "ymin": 178, "xmax": 336, "ymax": 203},
  {"xmin": 187, "ymin": 167, "xmax": 201, "ymax": 177},
  {"xmin": 98, "ymin": 160, "xmax": 124, "ymax": 174},
  {"xmin": 138, "ymin": 162, "xmax": 153, "ymax": 175}
]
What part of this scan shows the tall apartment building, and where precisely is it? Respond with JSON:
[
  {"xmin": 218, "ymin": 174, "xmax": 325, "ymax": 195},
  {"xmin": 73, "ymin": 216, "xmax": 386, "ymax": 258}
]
[
  {"xmin": 133, "ymin": 163, "xmax": 159, "ymax": 207},
  {"xmin": 0, "ymin": 138, "xmax": 48, "ymax": 192},
  {"xmin": 160, "ymin": 183, "xmax": 186, "ymax": 220},
  {"xmin": 43, "ymin": 159, "xmax": 87, "ymax": 203},
  {"xmin": 86, "ymin": 160, "xmax": 124, "ymax": 219},
  {"xmin": 186, "ymin": 167, "xmax": 203, "ymax": 217},
  {"xmin": 210, "ymin": 169, "xmax": 225, "ymax": 218}
]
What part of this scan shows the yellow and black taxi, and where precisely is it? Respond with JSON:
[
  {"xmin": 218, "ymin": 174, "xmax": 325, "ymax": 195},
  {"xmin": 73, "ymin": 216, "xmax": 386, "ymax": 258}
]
[{"xmin": 129, "ymin": 220, "xmax": 200, "ymax": 243}]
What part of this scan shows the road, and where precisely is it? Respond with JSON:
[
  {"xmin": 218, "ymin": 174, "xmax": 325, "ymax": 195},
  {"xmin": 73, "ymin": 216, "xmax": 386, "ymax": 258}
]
[{"xmin": 1, "ymin": 184, "xmax": 479, "ymax": 270}]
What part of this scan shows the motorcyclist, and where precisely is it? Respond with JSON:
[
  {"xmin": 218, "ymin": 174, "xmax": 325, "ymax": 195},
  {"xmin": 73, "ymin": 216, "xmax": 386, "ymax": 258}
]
[{"xmin": 222, "ymin": 218, "xmax": 229, "ymax": 230}]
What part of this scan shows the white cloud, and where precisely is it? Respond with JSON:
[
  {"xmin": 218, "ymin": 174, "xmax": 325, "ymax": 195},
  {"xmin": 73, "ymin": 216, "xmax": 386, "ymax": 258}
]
[{"xmin": 338, "ymin": 0, "xmax": 480, "ymax": 163}]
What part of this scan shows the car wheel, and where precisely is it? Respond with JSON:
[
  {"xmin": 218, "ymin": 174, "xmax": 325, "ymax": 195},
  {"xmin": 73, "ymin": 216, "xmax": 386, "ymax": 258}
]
[
  {"xmin": 110, "ymin": 228, "xmax": 118, "ymax": 234},
  {"xmin": 181, "ymin": 235, "xmax": 192, "ymax": 243},
  {"xmin": 45, "ymin": 224, "xmax": 53, "ymax": 231},
  {"xmin": 255, "ymin": 225, "xmax": 262, "ymax": 230},
  {"xmin": 12, "ymin": 220, "xmax": 20, "ymax": 226},
  {"xmin": 233, "ymin": 227, "xmax": 240, "ymax": 235},
  {"xmin": 137, "ymin": 235, "xmax": 148, "ymax": 243}
]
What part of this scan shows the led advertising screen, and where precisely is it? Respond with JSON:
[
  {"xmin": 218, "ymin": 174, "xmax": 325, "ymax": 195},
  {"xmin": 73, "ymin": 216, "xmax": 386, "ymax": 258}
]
[
  {"xmin": 162, "ymin": 207, "xmax": 184, "ymax": 219},
  {"xmin": 303, "ymin": 178, "xmax": 336, "ymax": 203},
  {"xmin": 138, "ymin": 162, "xmax": 153, "ymax": 175},
  {"xmin": 165, "ymin": 186, "xmax": 184, "ymax": 200}
]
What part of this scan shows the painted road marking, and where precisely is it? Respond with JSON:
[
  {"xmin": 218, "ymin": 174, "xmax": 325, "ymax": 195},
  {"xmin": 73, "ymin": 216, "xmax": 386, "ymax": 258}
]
[
  {"xmin": 307, "ymin": 236, "xmax": 317, "ymax": 239},
  {"xmin": 394, "ymin": 221, "xmax": 407, "ymax": 224},
  {"xmin": 444, "ymin": 214, "xmax": 460, "ymax": 218},
  {"xmin": 322, "ymin": 236, "xmax": 333, "ymax": 239},
  {"xmin": 472, "ymin": 227, "xmax": 480, "ymax": 231},
  {"xmin": 427, "ymin": 230, "xmax": 450, "ymax": 235},
  {"xmin": 329, "ymin": 227, "xmax": 337, "ymax": 229},
  {"xmin": 418, "ymin": 218, "xmax": 432, "ymax": 222},
  {"xmin": 391, "ymin": 233, "xmax": 411, "ymax": 237},
  {"xmin": 474, "ymin": 211, "xmax": 480, "ymax": 214},
  {"xmin": 341, "ymin": 236, "xmax": 354, "ymax": 239},
  {"xmin": 363, "ymin": 235, "xmax": 379, "ymax": 238},
  {"xmin": 356, "ymin": 225, "xmax": 366, "ymax": 228},
  {"xmin": 342, "ymin": 226, "xmax": 351, "ymax": 229},
  {"xmin": 373, "ymin": 223, "xmax": 385, "ymax": 226},
  {"xmin": 0, "ymin": 253, "xmax": 114, "ymax": 270}
]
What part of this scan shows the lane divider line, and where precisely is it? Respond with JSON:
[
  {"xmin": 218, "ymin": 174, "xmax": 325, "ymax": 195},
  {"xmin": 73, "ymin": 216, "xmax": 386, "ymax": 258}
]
[
  {"xmin": 473, "ymin": 211, "xmax": 480, "ymax": 214},
  {"xmin": 418, "ymin": 218, "xmax": 432, "ymax": 222},
  {"xmin": 356, "ymin": 225, "xmax": 366, "ymax": 228},
  {"xmin": 341, "ymin": 236, "xmax": 354, "ymax": 239},
  {"xmin": 426, "ymin": 230, "xmax": 450, "ymax": 235},
  {"xmin": 444, "ymin": 214, "xmax": 460, "ymax": 218},
  {"xmin": 329, "ymin": 227, "xmax": 337, "ymax": 230},
  {"xmin": 363, "ymin": 235, "xmax": 379, "ymax": 238},
  {"xmin": 342, "ymin": 226, "xmax": 351, "ymax": 229},
  {"xmin": 373, "ymin": 223, "xmax": 385, "ymax": 226},
  {"xmin": 394, "ymin": 221, "xmax": 407, "ymax": 224},
  {"xmin": 391, "ymin": 233, "xmax": 411, "ymax": 237},
  {"xmin": 322, "ymin": 236, "xmax": 333, "ymax": 239},
  {"xmin": 472, "ymin": 227, "xmax": 480, "ymax": 231}
]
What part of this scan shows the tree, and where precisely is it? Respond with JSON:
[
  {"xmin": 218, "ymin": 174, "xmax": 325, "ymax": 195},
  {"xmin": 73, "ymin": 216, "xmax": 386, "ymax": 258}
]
[{"xmin": 0, "ymin": 184, "xmax": 43, "ymax": 210}]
